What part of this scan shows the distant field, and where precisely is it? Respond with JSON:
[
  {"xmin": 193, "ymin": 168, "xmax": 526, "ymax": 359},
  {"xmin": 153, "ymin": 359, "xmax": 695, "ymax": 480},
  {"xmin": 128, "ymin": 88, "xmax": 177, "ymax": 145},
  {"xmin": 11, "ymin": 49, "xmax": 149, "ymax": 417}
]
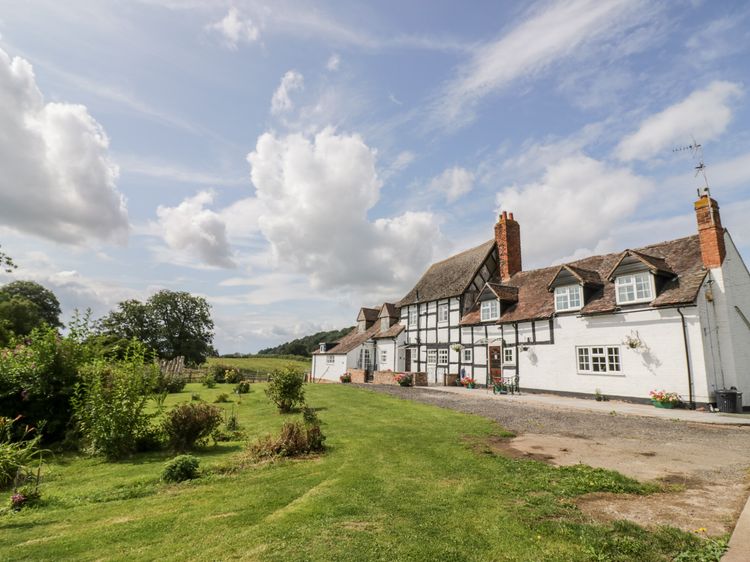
[{"xmin": 207, "ymin": 355, "xmax": 310, "ymax": 373}]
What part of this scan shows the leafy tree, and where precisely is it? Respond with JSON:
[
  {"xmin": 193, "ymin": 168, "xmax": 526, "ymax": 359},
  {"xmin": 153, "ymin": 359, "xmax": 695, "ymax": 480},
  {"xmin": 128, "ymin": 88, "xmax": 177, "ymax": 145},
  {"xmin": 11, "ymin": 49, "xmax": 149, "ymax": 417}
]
[
  {"xmin": 0, "ymin": 297, "xmax": 46, "ymax": 344},
  {"xmin": 0, "ymin": 245, "xmax": 16, "ymax": 274},
  {"xmin": 256, "ymin": 326, "xmax": 355, "ymax": 357},
  {"xmin": 100, "ymin": 290, "xmax": 215, "ymax": 366},
  {"xmin": 0, "ymin": 281, "xmax": 62, "ymax": 328},
  {"xmin": 265, "ymin": 365, "xmax": 306, "ymax": 413}
]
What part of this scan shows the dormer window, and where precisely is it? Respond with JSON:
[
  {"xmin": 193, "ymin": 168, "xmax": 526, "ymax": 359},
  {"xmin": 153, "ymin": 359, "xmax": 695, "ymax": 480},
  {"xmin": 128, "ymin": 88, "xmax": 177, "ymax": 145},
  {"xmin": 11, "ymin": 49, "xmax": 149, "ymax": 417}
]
[
  {"xmin": 480, "ymin": 300, "xmax": 499, "ymax": 322},
  {"xmin": 615, "ymin": 272, "xmax": 654, "ymax": 305},
  {"xmin": 319, "ymin": 343, "xmax": 326, "ymax": 353},
  {"xmin": 554, "ymin": 285, "xmax": 582, "ymax": 312}
]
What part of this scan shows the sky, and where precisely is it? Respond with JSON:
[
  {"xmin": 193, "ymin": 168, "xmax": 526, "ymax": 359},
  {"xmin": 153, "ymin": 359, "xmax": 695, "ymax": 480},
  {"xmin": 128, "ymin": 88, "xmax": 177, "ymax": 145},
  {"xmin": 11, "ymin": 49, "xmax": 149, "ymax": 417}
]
[{"xmin": 0, "ymin": 0, "xmax": 749, "ymax": 354}]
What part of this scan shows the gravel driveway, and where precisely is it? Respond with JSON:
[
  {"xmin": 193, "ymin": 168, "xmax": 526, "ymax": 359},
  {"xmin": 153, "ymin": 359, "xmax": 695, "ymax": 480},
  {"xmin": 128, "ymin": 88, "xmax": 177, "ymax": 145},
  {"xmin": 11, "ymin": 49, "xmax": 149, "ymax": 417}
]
[{"xmin": 361, "ymin": 384, "xmax": 750, "ymax": 535}]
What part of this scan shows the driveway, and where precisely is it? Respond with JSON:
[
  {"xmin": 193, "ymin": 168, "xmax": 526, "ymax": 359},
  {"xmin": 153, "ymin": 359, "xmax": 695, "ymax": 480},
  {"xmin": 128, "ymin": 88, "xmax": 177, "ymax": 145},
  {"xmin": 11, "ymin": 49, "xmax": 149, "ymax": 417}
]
[{"xmin": 362, "ymin": 385, "xmax": 750, "ymax": 536}]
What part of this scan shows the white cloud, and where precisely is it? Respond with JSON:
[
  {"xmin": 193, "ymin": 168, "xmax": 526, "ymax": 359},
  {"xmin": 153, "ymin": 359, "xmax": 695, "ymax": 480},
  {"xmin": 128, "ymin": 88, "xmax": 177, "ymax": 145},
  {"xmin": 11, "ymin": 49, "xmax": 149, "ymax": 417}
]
[
  {"xmin": 0, "ymin": 47, "xmax": 128, "ymax": 245},
  {"xmin": 271, "ymin": 70, "xmax": 304, "ymax": 115},
  {"xmin": 429, "ymin": 166, "xmax": 474, "ymax": 202},
  {"xmin": 326, "ymin": 53, "xmax": 341, "ymax": 71},
  {"xmin": 155, "ymin": 190, "xmax": 236, "ymax": 268},
  {"xmin": 208, "ymin": 7, "xmax": 260, "ymax": 50},
  {"xmin": 496, "ymin": 155, "xmax": 652, "ymax": 267},
  {"xmin": 246, "ymin": 128, "xmax": 440, "ymax": 294},
  {"xmin": 616, "ymin": 81, "xmax": 743, "ymax": 161},
  {"xmin": 431, "ymin": 0, "xmax": 654, "ymax": 128}
]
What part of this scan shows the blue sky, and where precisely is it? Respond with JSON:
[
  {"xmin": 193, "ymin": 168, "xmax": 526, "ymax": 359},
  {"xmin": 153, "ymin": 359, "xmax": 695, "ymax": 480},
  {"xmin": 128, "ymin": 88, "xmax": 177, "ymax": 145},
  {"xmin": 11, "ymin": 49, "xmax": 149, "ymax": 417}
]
[{"xmin": 1, "ymin": 0, "xmax": 749, "ymax": 353}]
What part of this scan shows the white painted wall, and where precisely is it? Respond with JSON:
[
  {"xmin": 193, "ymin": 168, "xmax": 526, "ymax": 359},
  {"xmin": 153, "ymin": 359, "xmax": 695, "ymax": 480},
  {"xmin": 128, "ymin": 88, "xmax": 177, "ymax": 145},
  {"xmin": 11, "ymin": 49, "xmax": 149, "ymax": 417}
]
[{"xmin": 311, "ymin": 354, "xmax": 347, "ymax": 382}]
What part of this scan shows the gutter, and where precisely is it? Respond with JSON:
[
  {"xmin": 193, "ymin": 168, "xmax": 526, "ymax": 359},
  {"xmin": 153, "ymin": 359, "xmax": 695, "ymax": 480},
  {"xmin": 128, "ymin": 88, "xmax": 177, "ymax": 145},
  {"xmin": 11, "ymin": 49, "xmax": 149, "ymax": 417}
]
[{"xmin": 677, "ymin": 308, "xmax": 696, "ymax": 410}]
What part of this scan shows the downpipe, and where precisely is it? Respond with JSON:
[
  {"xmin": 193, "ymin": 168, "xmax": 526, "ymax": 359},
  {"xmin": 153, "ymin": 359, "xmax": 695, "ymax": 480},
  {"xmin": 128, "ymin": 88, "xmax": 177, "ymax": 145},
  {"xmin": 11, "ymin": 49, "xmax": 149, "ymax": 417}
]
[{"xmin": 677, "ymin": 308, "xmax": 696, "ymax": 410}]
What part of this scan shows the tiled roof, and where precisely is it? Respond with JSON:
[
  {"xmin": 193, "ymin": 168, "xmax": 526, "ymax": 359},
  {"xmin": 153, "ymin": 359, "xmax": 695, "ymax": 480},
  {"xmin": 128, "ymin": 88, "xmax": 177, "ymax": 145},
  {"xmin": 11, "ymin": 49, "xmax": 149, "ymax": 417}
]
[
  {"xmin": 316, "ymin": 324, "xmax": 380, "ymax": 354},
  {"xmin": 373, "ymin": 323, "xmax": 405, "ymax": 339},
  {"xmin": 605, "ymin": 249, "xmax": 675, "ymax": 280},
  {"xmin": 460, "ymin": 235, "xmax": 705, "ymax": 325},
  {"xmin": 358, "ymin": 307, "xmax": 380, "ymax": 322},
  {"xmin": 486, "ymin": 282, "xmax": 519, "ymax": 302},
  {"xmin": 379, "ymin": 302, "xmax": 399, "ymax": 319},
  {"xmin": 398, "ymin": 240, "xmax": 495, "ymax": 306}
]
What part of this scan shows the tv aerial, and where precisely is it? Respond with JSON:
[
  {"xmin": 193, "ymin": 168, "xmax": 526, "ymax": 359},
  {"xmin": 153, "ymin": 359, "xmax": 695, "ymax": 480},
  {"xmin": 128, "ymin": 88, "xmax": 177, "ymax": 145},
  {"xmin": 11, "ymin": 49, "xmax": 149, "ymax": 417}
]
[{"xmin": 673, "ymin": 136, "xmax": 710, "ymax": 198}]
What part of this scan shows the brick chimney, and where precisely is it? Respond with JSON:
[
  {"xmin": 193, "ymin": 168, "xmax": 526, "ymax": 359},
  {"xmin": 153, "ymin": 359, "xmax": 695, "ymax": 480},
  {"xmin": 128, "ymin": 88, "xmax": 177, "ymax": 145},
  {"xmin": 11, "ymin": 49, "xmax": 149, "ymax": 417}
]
[
  {"xmin": 694, "ymin": 194, "xmax": 726, "ymax": 269},
  {"xmin": 495, "ymin": 211, "xmax": 522, "ymax": 281}
]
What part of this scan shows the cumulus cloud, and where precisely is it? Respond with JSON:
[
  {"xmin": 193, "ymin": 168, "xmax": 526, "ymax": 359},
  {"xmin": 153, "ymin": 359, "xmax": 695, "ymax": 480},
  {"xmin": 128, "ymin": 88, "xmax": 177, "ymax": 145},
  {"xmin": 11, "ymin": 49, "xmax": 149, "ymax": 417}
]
[
  {"xmin": 271, "ymin": 70, "xmax": 304, "ymax": 115},
  {"xmin": 326, "ymin": 53, "xmax": 341, "ymax": 71},
  {"xmin": 496, "ymin": 155, "xmax": 652, "ymax": 266},
  {"xmin": 207, "ymin": 7, "xmax": 260, "ymax": 49},
  {"xmin": 246, "ymin": 128, "xmax": 439, "ymax": 293},
  {"xmin": 616, "ymin": 81, "xmax": 743, "ymax": 161},
  {"xmin": 429, "ymin": 166, "xmax": 474, "ymax": 202},
  {"xmin": 0, "ymin": 47, "xmax": 128, "ymax": 245},
  {"xmin": 155, "ymin": 190, "xmax": 236, "ymax": 268}
]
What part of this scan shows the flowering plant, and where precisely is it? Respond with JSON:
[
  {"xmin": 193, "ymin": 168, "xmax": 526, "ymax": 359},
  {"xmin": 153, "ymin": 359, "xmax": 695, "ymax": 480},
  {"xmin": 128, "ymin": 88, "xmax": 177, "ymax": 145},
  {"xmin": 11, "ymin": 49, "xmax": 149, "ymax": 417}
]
[
  {"xmin": 393, "ymin": 373, "xmax": 413, "ymax": 387},
  {"xmin": 450, "ymin": 344, "xmax": 464, "ymax": 352},
  {"xmin": 339, "ymin": 373, "xmax": 351, "ymax": 383},
  {"xmin": 461, "ymin": 377, "xmax": 476, "ymax": 388},
  {"xmin": 649, "ymin": 390, "xmax": 680, "ymax": 404}
]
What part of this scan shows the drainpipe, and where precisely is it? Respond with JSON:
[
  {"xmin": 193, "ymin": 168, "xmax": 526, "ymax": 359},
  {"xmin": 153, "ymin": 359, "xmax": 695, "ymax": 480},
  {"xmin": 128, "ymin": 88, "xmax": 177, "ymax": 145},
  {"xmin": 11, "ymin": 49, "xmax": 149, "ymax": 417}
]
[{"xmin": 677, "ymin": 308, "xmax": 696, "ymax": 410}]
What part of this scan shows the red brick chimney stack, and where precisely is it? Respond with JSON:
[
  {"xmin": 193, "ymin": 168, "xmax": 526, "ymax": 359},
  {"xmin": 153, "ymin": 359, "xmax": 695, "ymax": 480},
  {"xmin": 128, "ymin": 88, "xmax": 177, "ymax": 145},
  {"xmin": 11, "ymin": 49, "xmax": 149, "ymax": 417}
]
[
  {"xmin": 694, "ymin": 194, "xmax": 726, "ymax": 269},
  {"xmin": 495, "ymin": 211, "xmax": 522, "ymax": 281}
]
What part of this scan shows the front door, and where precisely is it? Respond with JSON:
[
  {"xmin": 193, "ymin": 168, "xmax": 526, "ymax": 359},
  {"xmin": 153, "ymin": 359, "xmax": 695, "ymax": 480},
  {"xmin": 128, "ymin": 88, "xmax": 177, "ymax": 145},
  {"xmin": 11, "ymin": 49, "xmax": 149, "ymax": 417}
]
[
  {"xmin": 405, "ymin": 349, "xmax": 412, "ymax": 372},
  {"xmin": 489, "ymin": 346, "xmax": 503, "ymax": 381},
  {"xmin": 426, "ymin": 349, "xmax": 437, "ymax": 384},
  {"xmin": 363, "ymin": 348, "xmax": 373, "ymax": 382}
]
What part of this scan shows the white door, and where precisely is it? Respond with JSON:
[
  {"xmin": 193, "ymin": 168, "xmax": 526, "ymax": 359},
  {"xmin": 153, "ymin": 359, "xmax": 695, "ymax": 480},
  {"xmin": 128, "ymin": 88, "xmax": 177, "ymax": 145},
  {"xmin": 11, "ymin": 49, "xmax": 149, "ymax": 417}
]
[{"xmin": 426, "ymin": 349, "xmax": 437, "ymax": 383}]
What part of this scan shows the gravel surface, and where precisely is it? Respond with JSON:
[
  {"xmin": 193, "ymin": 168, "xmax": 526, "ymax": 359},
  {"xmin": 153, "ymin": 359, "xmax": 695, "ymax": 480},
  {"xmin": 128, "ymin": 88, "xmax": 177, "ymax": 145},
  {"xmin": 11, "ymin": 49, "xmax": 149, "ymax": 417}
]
[{"xmin": 359, "ymin": 385, "xmax": 750, "ymax": 459}]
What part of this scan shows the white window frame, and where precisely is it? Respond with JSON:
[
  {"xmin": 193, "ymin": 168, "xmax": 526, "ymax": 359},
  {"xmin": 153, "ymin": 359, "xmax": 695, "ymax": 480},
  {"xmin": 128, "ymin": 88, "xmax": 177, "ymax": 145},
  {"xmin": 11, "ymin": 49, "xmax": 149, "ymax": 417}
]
[
  {"xmin": 462, "ymin": 348, "xmax": 473, "ymax": 363},
  {"xmin": 319, "ymin": 343, "xmax": 326, "ymax": 353},
  {"xmin": 554, "ymin": 284, "xmax": 583, "ymax": 312},
  {"xmin": 438, "ymin": 303, "xmax": 449, "ymax": 324},
  {"xmin": 437, "ymin": 348, "xmax": 449, "ymax": 365},
  {"xmin": 503, "ymin": 346, "xmax": 515, "ymax": 365},
  {"xmin": 427, "ymin": 349, "xmax": 437, "ymax": 365},
  {"xmin": 615, "ymin": 272, "xmax": 654, "ymax": 305},
  {"xmin": 379, "ymin": 350, "xmax": 387, "ymax": 365},
  {"xmin": 480, "ymin": 300, "xmax": 499, "ymax": 322},
  {"xmin": 408, "ymin": 307, "xmax": 418, "ymax": 327},
  {"xmin": 576, "ymin": 346, "xmax": 622, "ymax": 375},
  {"xmin": 326, "ymin": 355, "xmax": 335, "ymax": 364}
]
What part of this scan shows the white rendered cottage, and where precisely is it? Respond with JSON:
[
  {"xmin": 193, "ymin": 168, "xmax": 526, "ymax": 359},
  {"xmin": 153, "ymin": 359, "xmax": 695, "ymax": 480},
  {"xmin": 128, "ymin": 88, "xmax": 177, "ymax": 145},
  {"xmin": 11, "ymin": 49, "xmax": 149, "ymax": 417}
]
[{"xmin": 313, "ymin": 191, "xmax": 750, "ymax": 407}]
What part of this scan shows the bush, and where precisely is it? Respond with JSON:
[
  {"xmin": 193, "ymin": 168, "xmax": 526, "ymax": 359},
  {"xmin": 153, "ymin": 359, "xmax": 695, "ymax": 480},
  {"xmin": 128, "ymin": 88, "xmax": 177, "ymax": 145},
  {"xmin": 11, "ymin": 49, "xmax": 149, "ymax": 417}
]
[
  {"xmin": 0, "ymin": 327, "xmax": 84, "ymax": 441},
  {"xmin": 163, "ymin": 402, "xmax": 223, "ymax": 451},
  {"xmin": 209, "ymin": 363, "xmax": 228, "ymax": 382},
  {"xmin": 201, "ymin": 373, "xmax": 216, "ymax": 388},
  {"xmin": 214, "ymin": 393, "xmax": 231, "ymax": 403},
  {"xmin": 0, "ymin": 417, "xmax": 43, "ymax": 488},
  {"xmin": 71, "ymin": 341, "xmax": 158, "ymax": 459},
  {"xmin": 161, "ymin": 454, "xmax": 200, "ymax": 483},
  {"xmin": 265, "ymin": 366, "xmax": 305, "ymax": 413},
  {"xmin": 248, "ymin": 408, "xmax": 325, "ymax": 460},
  {"xmin": 235, "ymin": 381, "xmax": 251, "ymax": 394},
  {"xmin": 154, "ymin": 370, "xmax": 186, "ymax": 394},
  {"xmin": 9, "ymin": 484, "xmax": 41, "ymax": 511},
  {"xmin": 224, "ymin": 368, "xmax": 241, "ymax": 384},
  {"xmin": 191, "ymin": 392, "xmax": 201, "ymax": 401}
]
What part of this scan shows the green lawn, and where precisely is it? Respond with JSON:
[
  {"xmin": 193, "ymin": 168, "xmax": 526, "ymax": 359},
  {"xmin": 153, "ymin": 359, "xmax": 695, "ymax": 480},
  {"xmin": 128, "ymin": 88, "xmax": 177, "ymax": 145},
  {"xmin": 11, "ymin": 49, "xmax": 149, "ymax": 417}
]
[
  {"xmin": 207, "ymin": 356, "xmax": 310, "ymax": 373},
  {"xmin": 0, "ymin": 384, "xmax": 713, "ymax": 561}
]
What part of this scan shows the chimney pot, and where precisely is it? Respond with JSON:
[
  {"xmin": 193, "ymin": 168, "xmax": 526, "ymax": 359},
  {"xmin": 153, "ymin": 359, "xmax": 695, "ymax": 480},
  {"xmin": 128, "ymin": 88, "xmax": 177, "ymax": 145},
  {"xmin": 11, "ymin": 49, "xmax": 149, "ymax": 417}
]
[
  {"xmin": 509, "ymin": 212, "xmax": 514, "ymax": 220},
  {"xmin": 502, "ymin": 211, "xmax": 508, "ymax": 220}
]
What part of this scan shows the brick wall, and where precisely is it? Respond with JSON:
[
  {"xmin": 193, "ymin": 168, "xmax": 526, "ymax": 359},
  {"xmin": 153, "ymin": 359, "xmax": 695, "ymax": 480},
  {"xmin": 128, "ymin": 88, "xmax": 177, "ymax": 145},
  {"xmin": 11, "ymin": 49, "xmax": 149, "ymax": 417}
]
[
  {"xmin": 495, "ymin": 211, "xmax": 522, "ymax": 281},
  {"xmin": 695, "ymin": 196, "xmax": 726, "ymax": 268},
  {"xmin": 372, "ymin": 371, "xmax": 396, "ymax": 385},
  {"xmin": 413, "ymin": 372, "xmax": 428, "ymax": 386},
  {"xmin": 347, "ymin": 369, "xmax": 366, "ymax": 384}
]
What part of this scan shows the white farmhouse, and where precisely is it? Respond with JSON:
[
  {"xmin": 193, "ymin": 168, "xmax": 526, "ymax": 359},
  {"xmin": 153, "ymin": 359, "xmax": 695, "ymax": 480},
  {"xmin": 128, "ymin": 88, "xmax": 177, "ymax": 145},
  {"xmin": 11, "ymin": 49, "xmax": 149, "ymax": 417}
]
[{"xmin": 312, "ymin": 191, "xmax": 750, "ymax": 408}]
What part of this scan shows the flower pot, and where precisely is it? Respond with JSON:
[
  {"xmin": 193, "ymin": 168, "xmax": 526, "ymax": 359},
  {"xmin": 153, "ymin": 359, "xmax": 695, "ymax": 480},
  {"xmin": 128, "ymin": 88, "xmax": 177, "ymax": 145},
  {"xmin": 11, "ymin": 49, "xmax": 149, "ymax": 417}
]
[
  {"xmin": 651, "ymin": 400, "xmax": 675, "ymax": 409},
  {"xmin": 466, "ymin": 383, "xmax": 475, "ymax": 389}
]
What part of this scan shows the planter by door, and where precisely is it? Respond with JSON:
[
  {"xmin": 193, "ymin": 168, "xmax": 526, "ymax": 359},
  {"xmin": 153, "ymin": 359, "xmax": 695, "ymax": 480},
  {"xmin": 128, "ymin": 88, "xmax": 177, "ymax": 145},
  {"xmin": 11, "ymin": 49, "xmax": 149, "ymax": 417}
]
[{"xmin": 651, "ymin": 400, "xmax": 675, "ymax": 409}]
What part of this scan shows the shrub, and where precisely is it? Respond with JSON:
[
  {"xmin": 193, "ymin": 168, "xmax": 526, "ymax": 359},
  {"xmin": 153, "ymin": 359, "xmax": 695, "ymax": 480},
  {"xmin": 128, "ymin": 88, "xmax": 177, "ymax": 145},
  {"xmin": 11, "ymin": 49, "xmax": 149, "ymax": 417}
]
[
  {"xmin": 0, "ymin": 327, "xmax": 84, "ymax": 441},
  {"xmin": 214, "ymin": 393, "xmax": 231, "ymax": 403},
  {"xmin": 201, "ymin": 373, "xmax": 216, "ymax": 388},
  {"xmin": 248, "ymin": 409, "xmax": 325, "ymax": 460},
  {"xmin": 191, "ymin": 392, "xmax": 201, "ymax": 401},
  {"xmin": 339, "ymin": 373, "xmax": 351, "ymax": 383},
  {"xmin": 161, "ymin": 454, "xmax": 200, "ymax": 483},
  {"xmin": 224, "ymin": 368, "xmax": 241, "ymax": 384},
  {"xmin": 209, "ymin": 363, "xmax": 228, "ymax": 382},
  {"xmin": 9, "ymin": 485, "xmax": 41, "ymax": 511},
  {"xmin": 393, "ymin": 373, "xmax": 412, "ymax": 387},
  {"xmin": 71, "ymin": 341, "xmax": 158, "ymax": 459},
  {"xmin": 0, "ymin": 417, "xmax": 43, "ymax": 488},
  {"xmin": 235, "ymin": 381, "xmax": 251, "ymax": 394},
  {"xmin": 162, "ymin": 402, "xmax": 223, "ymax": 451},
  {"xmin": 154, "ymin": 370, "xmax": 186, "ymax": 394},
  {"xmin": 265, "ymin": 366, "xmax": 305, "ymax": 413}
]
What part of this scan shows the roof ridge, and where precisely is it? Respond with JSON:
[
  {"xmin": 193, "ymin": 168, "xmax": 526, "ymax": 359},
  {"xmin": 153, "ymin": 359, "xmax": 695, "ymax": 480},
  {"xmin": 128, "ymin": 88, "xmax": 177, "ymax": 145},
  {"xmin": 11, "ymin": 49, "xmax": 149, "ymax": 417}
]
[{"xmin": 427, "ymin": 239, "xmax": 493, "ymax": 268}]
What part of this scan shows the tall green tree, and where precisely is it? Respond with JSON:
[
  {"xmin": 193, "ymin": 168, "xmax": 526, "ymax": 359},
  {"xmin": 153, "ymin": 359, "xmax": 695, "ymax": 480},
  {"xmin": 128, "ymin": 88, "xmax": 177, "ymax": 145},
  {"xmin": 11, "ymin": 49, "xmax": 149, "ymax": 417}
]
[
  {"xmin": 0, "ymin": 280, "xmax": 62, "ymax": 328},
  {"xmin": 100, "ymin": 290, "xmax": 215, "ymax": 365}
]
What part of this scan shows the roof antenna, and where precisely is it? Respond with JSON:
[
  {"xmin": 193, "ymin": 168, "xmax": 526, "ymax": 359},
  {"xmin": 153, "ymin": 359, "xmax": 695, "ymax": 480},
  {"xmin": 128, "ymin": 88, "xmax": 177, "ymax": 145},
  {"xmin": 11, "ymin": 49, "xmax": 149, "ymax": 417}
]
[{"xmin": 673, "ymin": 136, "xmax": 711, "ymax": 199}]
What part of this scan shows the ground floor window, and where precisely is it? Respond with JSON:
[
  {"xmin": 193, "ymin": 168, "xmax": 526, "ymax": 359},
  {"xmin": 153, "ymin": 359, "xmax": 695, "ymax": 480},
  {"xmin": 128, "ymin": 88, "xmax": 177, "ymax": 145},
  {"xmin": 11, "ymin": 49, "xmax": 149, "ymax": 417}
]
[
  {"xmin": 326, "ymin": 355, "xmax": 335, "ymax": 364},
  {"xmin": 503, "ymin": 346, "xmax": 515, "ymax": 365},
  {"xmin": 438, "ymin": 348, "xmax": 448, "ymax": 365},
  {"xmin": 577, "ymin": 346, "xmax": 621, "ymax": 374},
  {"xmin": 379, "ymin": 350, "xmax": 387, "ymax": 365},
  {"xmin": 462, "ymin": 348, "xmax": 472, "ymax": 363},
  {"xmin": 427, "ymin": 349, "xmax": 437, "ymax": 365}
]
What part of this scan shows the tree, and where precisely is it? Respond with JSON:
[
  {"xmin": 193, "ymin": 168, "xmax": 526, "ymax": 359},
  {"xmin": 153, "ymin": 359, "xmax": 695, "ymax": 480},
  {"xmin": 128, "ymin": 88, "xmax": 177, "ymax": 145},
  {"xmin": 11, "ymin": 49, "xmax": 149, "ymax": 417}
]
[
  {"xmin": 0, "ymin": 245, "xmax": 16, "ymax": 273},
  {"xmin": 0, "ymin": 281, "xmax": 62, "ymax": 328},
  {"xmin": 0, "ymin": 297, "xmax": 46, "ymax": 344},
  {"xmin": 100, "ymin": 290, "xmax": 215, "ymax": 366}
]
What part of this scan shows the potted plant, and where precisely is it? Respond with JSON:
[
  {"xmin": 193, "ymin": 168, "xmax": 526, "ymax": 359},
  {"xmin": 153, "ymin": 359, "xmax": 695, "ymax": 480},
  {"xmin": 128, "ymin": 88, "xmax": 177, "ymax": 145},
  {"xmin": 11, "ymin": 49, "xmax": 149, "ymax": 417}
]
[
  {"xmin": 623, "ymin": 331, "xmax": 643, "ymax": 350},
  {"xmin": 649, "ymin": 389, "xmax": 680, "ymax": 408},
  {"xmin": 393, "ymin": 373, "xmax": 413, "ymax": 387},
  {"xmin": 461, "ymin": 377, "xmax": 476, "ymax": 389},
  {"xmin": 451, "ymin": 344, "xmax": 464, "ymax": 353},
  {"xmin": 340, "ymin": 373, "xmax": 352, "ymax": 383}
]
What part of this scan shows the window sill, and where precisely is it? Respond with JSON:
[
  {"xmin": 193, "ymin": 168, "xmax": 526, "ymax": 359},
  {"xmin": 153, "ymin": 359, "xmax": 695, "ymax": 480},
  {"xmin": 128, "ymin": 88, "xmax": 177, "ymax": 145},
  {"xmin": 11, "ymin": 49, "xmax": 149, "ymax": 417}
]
[{"xmin": 577, "ymin": 372, "xmax": 625, "ymax": 377}]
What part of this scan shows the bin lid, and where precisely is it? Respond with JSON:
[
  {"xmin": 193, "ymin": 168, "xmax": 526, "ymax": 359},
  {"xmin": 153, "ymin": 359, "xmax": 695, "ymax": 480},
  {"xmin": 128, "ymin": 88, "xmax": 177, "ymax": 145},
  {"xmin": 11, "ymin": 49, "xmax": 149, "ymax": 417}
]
[{"xmin": 717, "ymin": 388, "xmax": 738, "ymax": 393}]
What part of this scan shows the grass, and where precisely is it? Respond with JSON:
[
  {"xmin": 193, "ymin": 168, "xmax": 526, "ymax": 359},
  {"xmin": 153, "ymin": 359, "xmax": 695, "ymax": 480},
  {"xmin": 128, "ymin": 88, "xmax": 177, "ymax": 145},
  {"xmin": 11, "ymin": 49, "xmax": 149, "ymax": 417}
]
[
  {"xmin": 206, "ymin": 356, "xmax": 310, "ymax": 373},
  {"xmin": 0, "ymin": 384, "xmax": 717, "ymax": 561}
]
